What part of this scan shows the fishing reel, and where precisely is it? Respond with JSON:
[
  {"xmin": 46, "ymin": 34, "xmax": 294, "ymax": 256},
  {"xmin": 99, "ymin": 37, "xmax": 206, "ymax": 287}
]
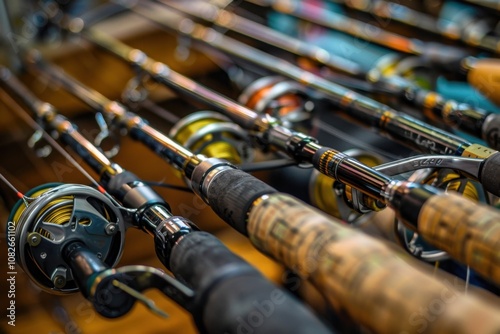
[
  {"xmin": 169, "ymin": 110, "xmax": 254, "ymax": 164},
  {"xmin": 393, "ymin": 167, "xmax": 486, "ymax": 262},
  {"xmin": 239, "ymin": 76, "xmax": 314, "ymax": 126},
  {"xmin": 8, "ymin": 183, "xmax": 126, "ymax": 294},
  {"xmin": 308, "ymin": 149, "xmax": 385, "ymax": 220},
  {"xmin": 309, "ymin": 147, "xmax": 487, "ymax": 263},
  {"xmin": 366, "ymin": 53, "xmax": 435, "ymax": 96}
]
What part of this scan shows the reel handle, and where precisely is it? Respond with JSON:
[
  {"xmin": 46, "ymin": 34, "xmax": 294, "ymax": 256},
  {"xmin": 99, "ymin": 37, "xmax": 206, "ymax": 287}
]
[
  {"xmin": 63, "ymin": 241, "xmax": 108, "ymax": 296},
  {"xmin": 64, "ymin": 241, "xmax": 190, "ymax": 320},
  {"xmin": 63, "ymin": 241, "xmax": 137, "ymax": 318}
]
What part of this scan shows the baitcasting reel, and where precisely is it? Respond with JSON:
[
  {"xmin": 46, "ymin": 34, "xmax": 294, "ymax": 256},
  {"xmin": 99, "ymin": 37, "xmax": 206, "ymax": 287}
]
[{"xmin": 8, "ymin": 183, "xmax": 126, "ymax": 294}]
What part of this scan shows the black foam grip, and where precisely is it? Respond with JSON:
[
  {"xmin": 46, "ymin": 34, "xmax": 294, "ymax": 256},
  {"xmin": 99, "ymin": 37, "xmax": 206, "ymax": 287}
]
[
  {"xmin": 205, "ymin": 169, "xmax": 277, "ymax": 235},
  {"xmin": 481, "ymin": 153, "xmax": 500, "ymax": 196},
  {"xmin": 170, "ymin": 232, "xmax": 331, "ymax": 334}
]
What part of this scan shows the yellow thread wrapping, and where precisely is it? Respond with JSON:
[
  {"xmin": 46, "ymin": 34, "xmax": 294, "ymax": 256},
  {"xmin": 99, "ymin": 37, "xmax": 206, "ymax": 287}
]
[
  {"xmin": 318, "ymin": 150, "xmax": 335, "ymax": 177},
  {"xmin": 461, "ymin": 143, "xmax": 497, "ymax": 159}
]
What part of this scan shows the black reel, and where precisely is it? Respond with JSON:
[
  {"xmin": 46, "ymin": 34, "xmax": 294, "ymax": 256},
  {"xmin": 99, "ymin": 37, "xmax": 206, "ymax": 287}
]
[{"xmin": 8, "ymin": 183, "xmax": 126, "ymax": 294}]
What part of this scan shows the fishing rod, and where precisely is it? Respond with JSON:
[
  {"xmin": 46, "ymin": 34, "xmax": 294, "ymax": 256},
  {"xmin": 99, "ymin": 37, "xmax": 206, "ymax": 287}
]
[
  {"xmin": 167, "ymin": 0, "xmax": 363, "ymax": 77},
  {"xmin": 322, "ymin": 0, "xmax": 500, "ymax": 107},
  {"xmin": 243, "ymin": 0, "xmax": 470, "ymax": 63},
  {"xmin": 0, "ymin": 66, "xmax": 334, "ymax": 334},
  {"xmin": 128, "ymin": 1, "xmax": 497, "ymax": 245},
  {"xmin": 328, "ymin": 0, "xmax": 500, "ymax": 55},
  {"xmin": 121, "ymin": 83, "xmax": 488, "ymax": 264},
  {"xmin": 463, "ymin": 0, "xmax": 500, "ymax": 12},
  {"xmin": 103, "ymin": 1, "xmax": 495, "ymax": 156},
  {"xmin": 69, "ymin": 33, "xmax": 394, "ymax": 207},
  {"xmin": 18, "ymin": 54, "xmax": 500, "ymax": 333},
  {"xmin": 4, "ymin": 2, "xmax": 500, "ymax": 332},
  {"xmin": 43, "ymin": 0, "xmax": 500, "ymax": 162},
  {"xmin": 25, "ymin": 50, "xmax": 500, "ymax": 289},
  {"xmin": 157, "ymin": 0, "xmax": 500, "ymax": 151},
  {"xmin": 34, "ymin": 26, "xmax": 500, "ymax": 212},
  {"xmin": 244, "ymin": 0, "xmax": 500, "ymax": 101},
  {"xmin": 64, "ymin": 9, "xmax": 500, "ymax": 203}
]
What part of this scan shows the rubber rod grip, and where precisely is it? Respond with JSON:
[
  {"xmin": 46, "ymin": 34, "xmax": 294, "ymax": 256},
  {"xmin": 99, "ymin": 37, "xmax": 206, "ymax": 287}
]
[
  {"xmin": 170, "ymin": 231, "xmax": 331, "ymax": 334},
  {"xmin": 205, "ymin": 168, "xmax": 277, "ymax": 235},
  {"xmin": 480, "ymin": 152, "xmax": 500, "ymax": 196}
]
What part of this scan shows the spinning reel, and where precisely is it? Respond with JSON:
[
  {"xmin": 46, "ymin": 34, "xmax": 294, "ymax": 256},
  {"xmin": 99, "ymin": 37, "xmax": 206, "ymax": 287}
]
[
  {"xmin": 239, "ymin": 76, "xmax": 314, "ymax": 126},
  {"xmin": 169, "ymin": 110, "xmax": 253, "ymax": 164},
  {"xmin": 8, "ymin": 183, "xmax": 126, "ymax": 294},
  {"xmin": 308, "ymin": 149, "xmax": 385, "ymax": 220},
  {"xmin": 393, "ymin": 167, "xmax": 485, "ymax": 262}
]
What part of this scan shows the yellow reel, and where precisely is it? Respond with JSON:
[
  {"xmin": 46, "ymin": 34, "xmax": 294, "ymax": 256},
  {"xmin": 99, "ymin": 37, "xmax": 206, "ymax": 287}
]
[
  {"xmin": 169, "ymin": 111, "xmax": 254, "ymax": 165},
  {"xmin": 308, "ymin": 149, "xmax": 385, "ymax": 219}
]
